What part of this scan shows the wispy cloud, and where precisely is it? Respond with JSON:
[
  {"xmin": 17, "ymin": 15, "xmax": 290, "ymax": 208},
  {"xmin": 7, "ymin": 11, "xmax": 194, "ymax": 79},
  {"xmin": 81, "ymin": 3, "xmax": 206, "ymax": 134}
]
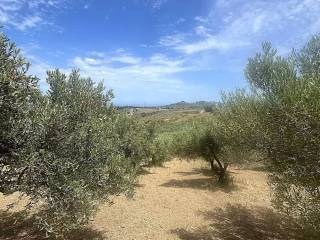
[
  {"xmin": 25, "ymin": 48, "xmax": 207, "ymax": 104},
  {"xmin": 174, "ymin": 37, "xmax": 234, "ymax": 54},
  {"xmin": 13, "ymin": 15, "xmax": 42, "ymax": 31},
  {"xmin": 149, "ymin": 0, "xmax": 168, "ymax": 9},
  {"xmin": 176, "ymin": 18, "xmax": 186, "ymax": 24},
  {"xmin": 66, "ymin": 50, "xmax": 207, "ymax": 105},
  {"xmin": 68, "ymin": 50, "xmax": 192, "ymax": 82},
  {"xmin": 161, "ymin": 0, "xmax": 320, "ymax": 54},
  {"xmin": 9, "ymin": 0, "xmax": 320, "ymax": 105},
  {"xmin": 0, "ymin": 0, "xmax": 65, "ymax": 31},
  {"xmin": 159, "ymin": 34, "xmax": 184, "ymax": 47},
  {"xmin": 194, "ymin": 16, "xmax": 209, "ymax": 23}
]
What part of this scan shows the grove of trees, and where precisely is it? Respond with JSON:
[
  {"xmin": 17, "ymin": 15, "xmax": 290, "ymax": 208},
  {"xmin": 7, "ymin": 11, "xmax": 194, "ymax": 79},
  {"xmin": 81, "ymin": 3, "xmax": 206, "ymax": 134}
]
[
  {"xmin": 172, "ymin": 35, "xmax": 320, "ymax": 237},
  {"xmin": 1, "ymin": 29, "xmax": 319, "ymax": 238}
]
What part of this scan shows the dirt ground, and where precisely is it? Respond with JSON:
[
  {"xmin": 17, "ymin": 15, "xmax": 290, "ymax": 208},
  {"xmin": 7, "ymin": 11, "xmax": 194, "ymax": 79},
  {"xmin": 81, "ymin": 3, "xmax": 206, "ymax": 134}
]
[
  {"xmin": 94, "ymin": 159, "xmax": 274, "ymax": 240},
  {"xmin": 0, "ymin": 159, "xmax": 304, "ymax": 240}
]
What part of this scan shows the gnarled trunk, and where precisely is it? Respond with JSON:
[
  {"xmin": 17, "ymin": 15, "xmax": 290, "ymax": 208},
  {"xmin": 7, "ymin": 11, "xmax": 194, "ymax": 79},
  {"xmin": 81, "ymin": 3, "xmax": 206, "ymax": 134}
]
[
  {"xmin": 212, "ymin": 153, "xmax": 228, "ymax": 182},
  {"xmin": 209, "ymin": 158, "xmax": 215, "ymax": 171}
]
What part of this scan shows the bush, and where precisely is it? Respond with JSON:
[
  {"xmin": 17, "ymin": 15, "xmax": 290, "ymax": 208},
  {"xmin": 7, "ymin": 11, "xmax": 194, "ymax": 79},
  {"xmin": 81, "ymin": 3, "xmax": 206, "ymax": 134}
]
[
  {"xmin": 3, "ymin": 68, "xmax": 148, "ymax": 236},
  {"xmin": 0, "ymin": 32, "xmax": 39, "ymax": 194},
  {"xmin": 203, "ymin": 35, "xmax": 320, "ymax": 235},
  {"xmin": 0, "ymin": 32, "xmax": 156, "ymax": 237},
  {"xmin": 148, "ymin": 137, "xmax": 171, "ymax": 166},
  {"xmin": 214, "ymin": 90, "xmax": 265, "ymax": 165},
  {"xmin": 241, "ymin": 36, "xmax": 320, "ymax": 235},
  {"xmin": 204, "ymin": 106, "xmax": 213, "ymax": 112},
  {"xmin": 172, "ymin": 120, "xmax": 230, "ymax": 182}
]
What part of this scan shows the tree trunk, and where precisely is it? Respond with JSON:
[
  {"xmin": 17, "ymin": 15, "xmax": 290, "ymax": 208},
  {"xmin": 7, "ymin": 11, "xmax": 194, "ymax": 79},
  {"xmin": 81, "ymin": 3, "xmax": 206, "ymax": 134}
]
[
  {"xmin": 213, "ymin": 153, "xmax": 228, "ymax": 182},
  {"xmin": 209, "ymin": 158, "xmax": 215, "ymax": 172}
]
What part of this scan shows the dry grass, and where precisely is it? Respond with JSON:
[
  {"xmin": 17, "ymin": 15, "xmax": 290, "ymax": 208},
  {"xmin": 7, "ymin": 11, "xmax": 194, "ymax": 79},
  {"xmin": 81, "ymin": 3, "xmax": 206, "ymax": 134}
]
[{"xmin": 0, "ymin": 159, "xmax": 304, "ymax": 240}]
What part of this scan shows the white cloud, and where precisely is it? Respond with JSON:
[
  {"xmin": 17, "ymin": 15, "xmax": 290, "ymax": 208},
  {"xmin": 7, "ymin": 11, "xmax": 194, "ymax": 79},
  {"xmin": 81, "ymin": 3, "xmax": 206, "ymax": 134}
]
[
  {"xmin": 161, "ymin": 0, "xmax": 320, "ymax": 55},
  {"xmin": 195, "ymin": 25, "xmax": 210, "ymax": 37},
  {"xmin": 176, "ymin": 18, "xmax": 186, "ymax": 24},
  {"xmin": 61, "ymin": 50, "xmax": 206, "ymax": 104},
  {"xmin": 252, "ymin": 14, "xmax": 265, "ymax": 33},
  {"xmin": 174, "ymin": 37, "xmax": 232, "ymax": 54},
  {"xmin": 150, "ymin": 0, "xmax": 168, "ymax": 9},
  {"xmin": 111, "ymin": 55, "xmax": 142, "ymax": 65},
  {"xmin": 8, "ymin": 0, "xmax": 320, "ymax": 104},
  {"xmin": 194, "ymin": 16, "xmax": 208, "ymax": 23},
  {"xmin": 159, "ymin": 34, "xmax": 184, "ymax": 47},
  {"xmin": 24, "ymin": 47, "xmax": 205, "ymax": 104},
  {"xmin": 13, "ymin": 15, "xmax": 42, "ymax": 31},
  {"xmin": 0, "ymin": 0, "xmax": 65, "ymax": 31}
]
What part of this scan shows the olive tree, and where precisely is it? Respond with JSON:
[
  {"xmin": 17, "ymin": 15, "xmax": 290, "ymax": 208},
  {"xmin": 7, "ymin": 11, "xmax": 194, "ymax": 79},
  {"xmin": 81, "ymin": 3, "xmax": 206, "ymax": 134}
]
[
  {"xmin": 0, "ymin": 32, "xmax": 39, "ymax": 193},
  {"xmin": 215, "ymin": 90, "xmax": 264, "ymax": 165},
  {"xmin": 244, "ymin": 36, "xmax": 320, "ymax": 236},
  {"xmin": 25, "ymin": 69, "xmax": 154, "ymax": 236},
  {"xmin": 172, "ymin": 120, "xmax": 229, "ymax": 182},
  {"xmin": 0, "ymin": 32, "xmax": 154, "ymax": 237}
]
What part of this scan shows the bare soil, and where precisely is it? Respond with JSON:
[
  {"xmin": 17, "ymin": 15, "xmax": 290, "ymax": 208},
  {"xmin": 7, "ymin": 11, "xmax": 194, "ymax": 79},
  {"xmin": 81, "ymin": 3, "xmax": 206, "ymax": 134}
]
[
  {"xmin": 0, "ymin": 159, "xmax": 304, "ymax": 240},
  {"xmin": 94, "ymin": 159, "xmax": 274, "ymax": 240}
]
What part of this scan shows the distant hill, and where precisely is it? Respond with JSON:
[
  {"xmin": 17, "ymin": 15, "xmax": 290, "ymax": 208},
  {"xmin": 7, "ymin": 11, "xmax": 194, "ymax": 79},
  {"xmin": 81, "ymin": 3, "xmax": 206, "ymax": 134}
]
[
  {"xmin": 161, "ymin": 101, "xmax": 218, "ymax": 109},
  {"xmin": 115, "ymin": 101, "xmax": 219, "ymax": 110}
]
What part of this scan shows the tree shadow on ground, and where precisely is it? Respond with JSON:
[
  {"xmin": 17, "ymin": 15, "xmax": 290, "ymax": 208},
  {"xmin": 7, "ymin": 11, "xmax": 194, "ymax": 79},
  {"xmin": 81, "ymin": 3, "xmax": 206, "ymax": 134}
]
[
  {"xmin": 175, "ymin": 167, "xmax": 216, "ymax": 177},
  {"xmin": 134, "ymin": 183, "xmax": 145, "ymax": 188},
  {"xmin": 234, "ymin": 165, "xmax": 268, "ymax": 172},
  {"xmin": 0, "ymin": 210, "xmax": 106, "ymax": 240},
  {"xmin": 176, "ymin": 167, "xmax": 239, "ymax": 177},
  {"xmin": 141, "ymin": 163, "xmax": 169, "ymax": 169},
  {"xmin": 137, "ymin": 168, "xmax": 153, "ymax": 175},
  {"xmin": 171, "ymin": 204, "xmax": 309, "ymax": 240},
  {"xmin": 160, "ymin": 177, "xmax": 238, "ymax": 193}
]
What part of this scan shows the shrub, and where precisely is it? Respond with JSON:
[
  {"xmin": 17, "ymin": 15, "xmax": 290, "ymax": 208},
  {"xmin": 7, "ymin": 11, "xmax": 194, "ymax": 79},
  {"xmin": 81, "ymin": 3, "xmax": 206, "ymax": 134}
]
[
  {"xmin": 243, "ymin": 36, "xmax": 320, "ymax": 235},
  {"xmin": 0, "ymin": 32, "xmax": 39, "ymax": 194},
  {"xmin": 148, "ymin": 137, "xmax": 171, "ymax": 166},
  {"xmin": 172, "ymin": 121, "xmax": 230, "ymax": 182},
  {"xmin": 204, "ymin": 106, "xmax": 213, "ymax": 112},
  {"xmin": 0, "ymin": 32, "xmax": 156, "ymax": 237},
  {"xmin": 204, "ymin": 35, "xmax": 320, "ymax": 235},
  {"xmin": 214, "ymin": 90, "xmax": 265, "ymax": 165},
  {"xmin": 3, "ymin": 68, "xmax": 148, "ymax": 236}
]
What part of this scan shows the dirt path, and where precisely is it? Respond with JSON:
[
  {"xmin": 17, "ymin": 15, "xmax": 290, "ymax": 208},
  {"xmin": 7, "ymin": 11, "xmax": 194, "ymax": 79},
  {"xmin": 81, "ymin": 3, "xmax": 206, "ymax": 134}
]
[
  {"xmin": 93, "ymin": 159, "xmax": 273, "ymax": 240},
  {"xmin": 1, "ymin": 159, "xmax": 302, "ymax": 240}
]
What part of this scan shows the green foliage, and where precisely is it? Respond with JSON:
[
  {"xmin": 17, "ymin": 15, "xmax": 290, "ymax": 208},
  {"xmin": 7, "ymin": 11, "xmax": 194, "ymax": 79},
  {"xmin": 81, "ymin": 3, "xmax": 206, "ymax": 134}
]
[
  {"xmin": 0, "ymin": 32, "xmax": 39, "ymax": 193},
  {"xmin": 204, "ymin": 106, "xmax": 214, "ymax": 112},
  {"xmin": 2, "ymin": 27, "xmax": 320, "ymax": 238},
  {"xmin": 171, "ymin": 120, "xmax": 231, "ymax": 182},
  {"xmin": 29, "ymin": 69, "xmax": 148, "ymax": 235},
  {"xmin": 113, "ymin": 114, "xmax": 155, "ymax": 167},
  {"xmin": 191, "ymin": 34, "xmax": 320, "ymax": 235},
  {"xmin": 0, "ymin": 32, "xmax": 157, "ymax": 237},
  {"xmin": 1, "ymin": 68, "xmax": 145, "ymax": 236},
  {"xmin": 148, "ymin": 136, "xmax": 171, "ymax": 166},
  {"xmin": 221, "ymin": 34, "xmax": 320, "ymax": 235},
  {"xmin": 214, "ymin": 90, "xmax": 265, "ymax": 164}
]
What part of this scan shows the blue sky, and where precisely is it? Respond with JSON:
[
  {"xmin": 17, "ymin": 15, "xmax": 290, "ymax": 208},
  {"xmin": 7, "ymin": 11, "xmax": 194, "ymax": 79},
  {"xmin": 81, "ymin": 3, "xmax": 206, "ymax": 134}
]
[{"xmin": 1, "ymin": 0, "xmax": 320, "ymax": 105}]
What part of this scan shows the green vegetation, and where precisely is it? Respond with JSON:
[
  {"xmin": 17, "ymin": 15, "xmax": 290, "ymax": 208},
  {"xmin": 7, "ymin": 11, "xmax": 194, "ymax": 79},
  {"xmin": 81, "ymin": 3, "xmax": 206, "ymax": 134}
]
[
  {"xmin": 162, "ymin": 100, "xmax": 217, "ymax": 110},
  {"xmin": 142, "ymin": 34, "xmax": 320, "ymax": 237},
  {"xmin": 1, "ymin": 29, "xmax": 320, "ymax": 239},
  {"xmin": 0, "ymin": 32, "xmax": 160, "ymax": 237},
  {"xmin": 244, "ymin": 38, "xmax": 320, "ymax": 236},
  {"xmin": 202, "ymin": 37, "xmax": 320, "ymax": 236}
]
